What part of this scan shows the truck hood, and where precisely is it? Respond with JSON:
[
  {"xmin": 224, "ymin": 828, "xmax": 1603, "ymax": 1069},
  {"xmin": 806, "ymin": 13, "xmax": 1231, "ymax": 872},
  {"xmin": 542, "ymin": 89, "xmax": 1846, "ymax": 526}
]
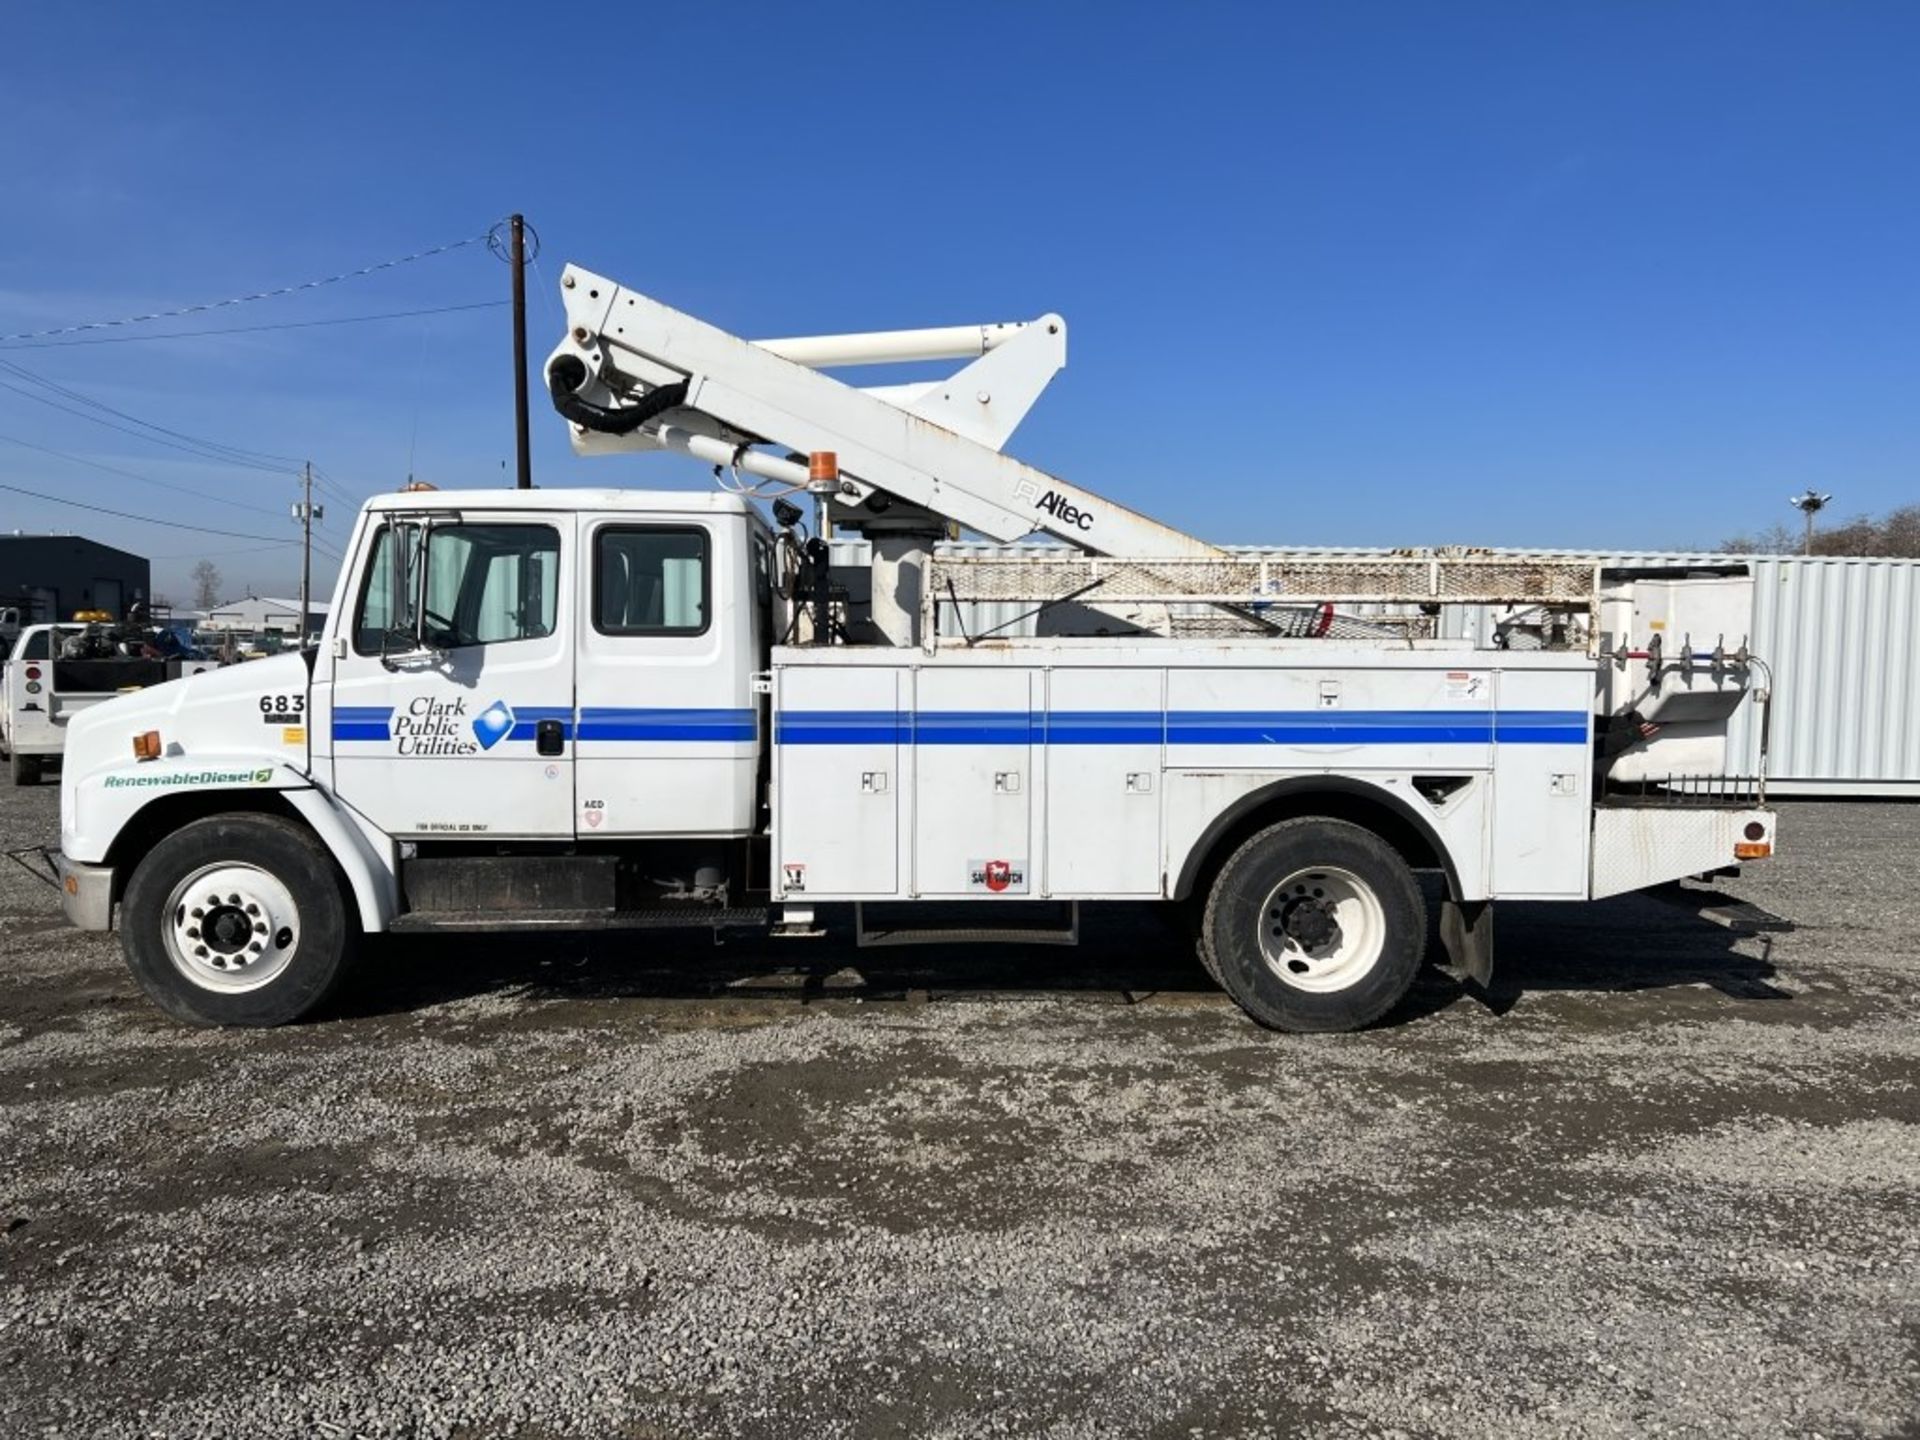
[{"xmin": 62, "ymin": 651, "xmax": 312, "ymax": 796}]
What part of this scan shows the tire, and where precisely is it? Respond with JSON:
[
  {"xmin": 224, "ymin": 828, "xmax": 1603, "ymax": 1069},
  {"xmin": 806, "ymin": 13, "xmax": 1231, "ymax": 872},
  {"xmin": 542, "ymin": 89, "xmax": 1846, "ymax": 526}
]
[
  {"xmin": 9, "ymin": 748, "xmax": 38, "ymax": 786},
  {"xmin": 1202, "ymin": 817, "xmax": 1426, "ymax": 1033},
  {"xmin": 119, "ymin": 813, "xmax": 357, "ymax": 1027},
  {"xmin": 1182, "ymin": 898, "xmax": 1224, "ymax": 987}
]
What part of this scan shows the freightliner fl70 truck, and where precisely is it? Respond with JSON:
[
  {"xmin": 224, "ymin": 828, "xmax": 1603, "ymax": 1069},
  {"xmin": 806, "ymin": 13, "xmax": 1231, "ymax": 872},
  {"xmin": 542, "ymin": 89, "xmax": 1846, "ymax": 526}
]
[{"xmin": 51, "ymin": 265, "xmax": 1775, "ymax": 1031}]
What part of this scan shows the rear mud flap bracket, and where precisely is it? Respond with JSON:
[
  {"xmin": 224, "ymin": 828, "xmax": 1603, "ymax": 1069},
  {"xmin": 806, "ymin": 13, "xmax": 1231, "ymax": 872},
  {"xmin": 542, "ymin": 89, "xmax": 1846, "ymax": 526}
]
[{"xmin": 1439, "ymin": 898, "xmax": 1494, "ymax": 989}]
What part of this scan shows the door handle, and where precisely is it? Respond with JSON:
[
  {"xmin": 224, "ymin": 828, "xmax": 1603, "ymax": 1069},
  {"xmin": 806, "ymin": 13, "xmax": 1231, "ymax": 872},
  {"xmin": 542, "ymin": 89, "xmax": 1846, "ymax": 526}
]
[{"xmin": 535, "ymin": 718, "xmax": 566, "ymax": 757}]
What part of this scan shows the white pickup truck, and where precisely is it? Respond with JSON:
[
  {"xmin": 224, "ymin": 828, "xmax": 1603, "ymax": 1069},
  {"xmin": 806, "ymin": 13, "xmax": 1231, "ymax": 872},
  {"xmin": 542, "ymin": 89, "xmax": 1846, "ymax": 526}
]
[
  {"xmin": 50, "ymin": 265, "xmax": 1776, "ymax": 1034},
  {"xmin": 4, "ymin": 622, "xmax": 217, "ymax": 785}
]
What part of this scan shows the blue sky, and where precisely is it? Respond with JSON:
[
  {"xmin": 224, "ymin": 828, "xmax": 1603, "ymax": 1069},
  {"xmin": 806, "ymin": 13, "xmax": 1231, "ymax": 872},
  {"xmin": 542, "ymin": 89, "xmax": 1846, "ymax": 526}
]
[{"xmin": 2, "ymin": 2, "xmax": 1915, "ymax": 604}]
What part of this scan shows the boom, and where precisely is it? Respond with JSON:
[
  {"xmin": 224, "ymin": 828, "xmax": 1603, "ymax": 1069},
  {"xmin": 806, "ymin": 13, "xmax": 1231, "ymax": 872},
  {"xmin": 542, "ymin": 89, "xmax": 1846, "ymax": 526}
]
[{"xmin": 544, "ymin": 266, "xmax": 1219, "ymax": 559}]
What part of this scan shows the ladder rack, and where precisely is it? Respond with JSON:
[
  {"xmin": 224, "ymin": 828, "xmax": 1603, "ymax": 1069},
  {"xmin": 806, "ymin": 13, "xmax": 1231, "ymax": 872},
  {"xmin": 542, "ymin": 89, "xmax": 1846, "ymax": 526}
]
[{"xmin": 923, "ymin": 551, "xmax": 1604, "ymax": 647}]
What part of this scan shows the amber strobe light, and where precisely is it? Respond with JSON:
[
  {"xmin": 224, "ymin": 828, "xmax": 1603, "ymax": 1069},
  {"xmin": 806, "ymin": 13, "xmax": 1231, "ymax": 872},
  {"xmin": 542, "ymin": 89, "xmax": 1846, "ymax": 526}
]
[{"xmin": 132, "ymin": 730, "xmax": 162, "ymax": 761}]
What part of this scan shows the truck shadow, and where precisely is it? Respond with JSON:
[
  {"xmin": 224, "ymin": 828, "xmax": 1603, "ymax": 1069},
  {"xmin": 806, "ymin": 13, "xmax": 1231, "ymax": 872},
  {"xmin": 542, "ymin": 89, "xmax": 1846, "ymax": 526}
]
[{"xmin": 333, "ymin": 891, "xmax": 1793, "ymax": 1029}]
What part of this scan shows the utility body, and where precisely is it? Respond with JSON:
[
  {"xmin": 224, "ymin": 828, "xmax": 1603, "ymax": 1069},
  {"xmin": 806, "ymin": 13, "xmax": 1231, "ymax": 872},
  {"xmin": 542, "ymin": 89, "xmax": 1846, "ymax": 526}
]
[
  {"xmin": 55, "ymin": 267, "xmax": 1776, "ymax": 1031},
  {"xmin": 5, "ymin": 622, "xmax": 215, "ymax": 785}
]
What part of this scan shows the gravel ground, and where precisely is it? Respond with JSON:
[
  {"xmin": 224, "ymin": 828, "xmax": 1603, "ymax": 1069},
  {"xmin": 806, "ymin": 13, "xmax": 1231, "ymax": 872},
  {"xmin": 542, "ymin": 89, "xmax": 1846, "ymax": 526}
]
[{"xmin": 1, "ymin": 779, "xmax": 1916, "ymax": 1439}]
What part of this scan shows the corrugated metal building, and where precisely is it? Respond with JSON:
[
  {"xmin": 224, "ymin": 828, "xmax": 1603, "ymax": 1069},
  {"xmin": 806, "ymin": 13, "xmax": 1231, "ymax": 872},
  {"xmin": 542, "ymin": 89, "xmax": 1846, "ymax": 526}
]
[
  {"xmin": 0, "ymin": 534, "xmax": 150, "ymax": 623},
  {"xmin": 831, "ymin": 539, "xmax": 1920, "ymax": 797}
]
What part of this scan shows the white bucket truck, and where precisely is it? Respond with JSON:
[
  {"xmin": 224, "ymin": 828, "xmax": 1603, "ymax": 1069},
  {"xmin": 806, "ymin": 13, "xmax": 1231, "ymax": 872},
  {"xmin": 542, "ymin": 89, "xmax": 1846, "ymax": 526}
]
[{"xmin": 52, "ymin": 266, "xmax": 1774, "ymax": 1031}]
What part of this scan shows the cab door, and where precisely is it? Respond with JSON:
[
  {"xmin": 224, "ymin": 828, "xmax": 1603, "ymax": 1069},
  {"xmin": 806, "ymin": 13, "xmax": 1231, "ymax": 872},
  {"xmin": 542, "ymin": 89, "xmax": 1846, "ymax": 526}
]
[
  {"xmin": 321, "ymin": 513, "xmax": 574, "ymax": 840},
  {"xmin": 571, "ymin": 512, "xmax": 760, "ymax": 838}
]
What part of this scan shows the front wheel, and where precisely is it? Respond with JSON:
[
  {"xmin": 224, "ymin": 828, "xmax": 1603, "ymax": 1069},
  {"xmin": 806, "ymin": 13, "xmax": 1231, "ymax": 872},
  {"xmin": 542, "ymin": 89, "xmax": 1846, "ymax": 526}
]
[
  {"xmin": 1202, "ymin": 817, "xmax": 1426, "ymax": 1032},
  {"xmin": 120, "ymin": 814, "xmax": 357, "ymax": 1026}
]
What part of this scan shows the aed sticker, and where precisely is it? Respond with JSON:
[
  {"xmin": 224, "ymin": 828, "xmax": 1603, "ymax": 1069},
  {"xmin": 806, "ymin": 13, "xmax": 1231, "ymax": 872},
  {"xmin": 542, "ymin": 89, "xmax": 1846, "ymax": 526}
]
[
  {"xmin": 782, "ymin": 863, "xmax": 806, "ymax": 892},
  {"xmin": 1444, "ymin": 671, "xmax": 1483, "ymax": 700},
  {"xmin": 581, "ymin": 798, "xmax": 608, "ymax": 830},
  {"xmin": 968, "ymin": 858, "xmax": 1028, "ymax": 894},
  {"xmin": 281, "ymin": 726, "xmax": 306, "ymax": 745}
]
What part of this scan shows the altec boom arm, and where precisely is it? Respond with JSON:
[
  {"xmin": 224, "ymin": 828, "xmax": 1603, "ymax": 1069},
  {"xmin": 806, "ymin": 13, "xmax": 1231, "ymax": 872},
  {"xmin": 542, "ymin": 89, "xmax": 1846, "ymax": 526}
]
[{"xmin": 544, "ymin": 265, "xmax": 1219, "ymax": 559}]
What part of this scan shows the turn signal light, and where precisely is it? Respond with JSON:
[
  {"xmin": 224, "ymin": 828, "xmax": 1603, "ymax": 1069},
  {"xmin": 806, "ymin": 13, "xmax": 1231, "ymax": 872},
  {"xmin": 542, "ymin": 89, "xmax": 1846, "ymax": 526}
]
[
  {"xmin": 23, "ymin": 665, "xmax": 40, "ymax": 681},
  {"xmin": 1734, "ymin": 841, "xmax": 1771, "ymax": 860},
  {"xmin": 132, "ymin": 730, "xmax": 162, "ymax": 762}
]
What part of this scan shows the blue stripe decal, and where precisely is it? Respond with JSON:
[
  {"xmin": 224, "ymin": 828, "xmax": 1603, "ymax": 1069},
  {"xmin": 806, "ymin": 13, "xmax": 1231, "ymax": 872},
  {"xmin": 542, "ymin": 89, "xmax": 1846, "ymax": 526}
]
[
  {"xmin": 1044, "ymin": 711, "xmax": 1166, "ymax": 745},
  {"xmin": 912, "ymin": 710, "xmax": 1038, "ymax": 745},
  {"xmin": 776, "ymin": 710, "xmax": 910, "ymax": 745},
  {"xmin": 507, "ymin": 705, "xmax": 575, "ymax": 741},
  {"xmin": 776, "ymin": 709, "xmax": 1589, "ymax": 747},
  {"xmin": 1168, "ymin": 710, "xmax": 1496, "ymax": 745},
  {"xmin": 331, "ymin": 705, "xmax": 393, "ymax": 742},
  {"xmin": 332, "ymin": 703, "xmax": 1587, "ymax": 748},
  {"xmin": 578, "ymin": 707, "xmax": 757, "ymax": 743},
  {"xmin": 1494, "ymin": 709, "xmax": 1591, "ymax": 745}
]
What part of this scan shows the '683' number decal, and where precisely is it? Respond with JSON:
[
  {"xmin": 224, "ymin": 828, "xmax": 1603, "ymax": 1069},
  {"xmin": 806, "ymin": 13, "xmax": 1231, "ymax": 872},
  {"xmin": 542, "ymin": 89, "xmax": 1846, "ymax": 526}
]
[{"xmin": 258, "ymin": 693, "xmax": 305, "ymax": 724}]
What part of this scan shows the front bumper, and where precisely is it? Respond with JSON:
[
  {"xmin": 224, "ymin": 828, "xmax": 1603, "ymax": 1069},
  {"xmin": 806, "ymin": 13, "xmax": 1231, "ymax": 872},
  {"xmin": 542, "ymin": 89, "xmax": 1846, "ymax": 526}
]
[{"xmin": 56, "ymin": 852, "xmax": 114, "ymax": 931}]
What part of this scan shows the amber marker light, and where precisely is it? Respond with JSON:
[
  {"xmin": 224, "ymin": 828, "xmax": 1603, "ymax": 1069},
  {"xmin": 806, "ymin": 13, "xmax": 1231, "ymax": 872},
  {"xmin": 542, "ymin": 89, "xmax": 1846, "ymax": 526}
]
[{"xmin": 132, "ymin": 730, "xmax": 162, "ymax": 762}]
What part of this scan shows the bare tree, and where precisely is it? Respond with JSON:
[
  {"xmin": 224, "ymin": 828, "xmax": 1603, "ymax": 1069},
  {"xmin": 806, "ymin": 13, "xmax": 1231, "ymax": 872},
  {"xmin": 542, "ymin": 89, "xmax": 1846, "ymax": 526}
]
[
  {"xmin": 1723, "ymin": 504, "xmax": 1920, "ymax": 557},
  {"xmin": 190, "ymin": 560, "xmax": 223, "ymax": 611}
]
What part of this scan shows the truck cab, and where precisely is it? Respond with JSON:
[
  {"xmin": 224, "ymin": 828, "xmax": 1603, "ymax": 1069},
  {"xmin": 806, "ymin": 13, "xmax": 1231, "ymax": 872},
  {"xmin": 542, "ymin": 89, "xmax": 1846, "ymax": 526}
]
[{"xmin": 313, "ymin": 488, "xmax": 769, "ymax": 847}]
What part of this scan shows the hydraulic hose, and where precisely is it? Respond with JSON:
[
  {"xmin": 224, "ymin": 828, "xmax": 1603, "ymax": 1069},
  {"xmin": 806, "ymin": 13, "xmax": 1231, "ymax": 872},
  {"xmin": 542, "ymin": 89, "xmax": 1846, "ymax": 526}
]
[{"xmin": 546, "ymin": 354, "xmax": 689, "ymax": 436}]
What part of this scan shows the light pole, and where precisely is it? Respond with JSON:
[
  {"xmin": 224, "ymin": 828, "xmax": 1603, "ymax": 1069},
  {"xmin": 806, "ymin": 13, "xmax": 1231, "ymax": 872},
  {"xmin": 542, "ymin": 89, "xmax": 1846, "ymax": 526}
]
[{"xmin": 1788, "ymin": 490, "xmax": 1832, "ymax": 556}]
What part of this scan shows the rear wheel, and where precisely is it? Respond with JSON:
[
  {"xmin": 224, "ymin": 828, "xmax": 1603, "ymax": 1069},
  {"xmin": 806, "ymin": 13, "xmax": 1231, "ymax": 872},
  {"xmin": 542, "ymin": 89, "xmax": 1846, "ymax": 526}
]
[
  {"xmin": 1203, "ymin": 817, "xmax": 1426, "ymax": 1032},
  {"xmin": 120, "ymin": 814, "xmax": 357, "ymax": 1026},
  {"xmin": 9, "ymin": 749, "xmax": 39, "ymax": 786}
]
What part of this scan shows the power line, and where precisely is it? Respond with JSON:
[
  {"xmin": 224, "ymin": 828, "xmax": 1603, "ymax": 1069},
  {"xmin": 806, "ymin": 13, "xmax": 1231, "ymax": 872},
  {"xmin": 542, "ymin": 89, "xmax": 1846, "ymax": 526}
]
[
  {"xmin": 145, "ymin": 541, "xmax": 305, "ymax": 559},
  {"xmin": 0, "ymin": 356, "xmax": 303, "ymax": 470},
  {"xmin": 0, "ymin": 374, "xmax": 300, "ymax": 478},
  {"xmin": 307, "ymin": 464, "xmax": 359, "ymax": 505},
  {"xmin": 0, "ymin": 430, "xmax": 292, "ymax": 518},
  {"xmin": 0, "ymin": 478, "xmax": 306, "ymax": 543},
  {"xmin": 0, "ymin": 233, "xmax": 492, "ymax": 343},
  {"xmin": 0, "ymin": 299, "xmax": 509, "ymax": 353}
]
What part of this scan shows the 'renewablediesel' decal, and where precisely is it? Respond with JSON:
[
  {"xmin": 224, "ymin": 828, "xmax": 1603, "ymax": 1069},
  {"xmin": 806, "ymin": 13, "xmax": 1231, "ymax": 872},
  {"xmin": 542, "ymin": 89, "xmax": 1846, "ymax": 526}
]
[{"xmin": 105, "ymin": 767, "xmax": 274, "ymax": 789}]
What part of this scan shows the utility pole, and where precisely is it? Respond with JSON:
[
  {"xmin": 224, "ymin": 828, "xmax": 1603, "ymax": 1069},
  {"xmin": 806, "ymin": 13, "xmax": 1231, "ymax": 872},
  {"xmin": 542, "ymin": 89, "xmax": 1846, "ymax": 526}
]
[
  {"xmin": 511, "ymin": 213, "xmax": 531, "ymax": 489},
  {"xmin": 294, "ymin": 463, "xmax": 323, "ymax": 645}
]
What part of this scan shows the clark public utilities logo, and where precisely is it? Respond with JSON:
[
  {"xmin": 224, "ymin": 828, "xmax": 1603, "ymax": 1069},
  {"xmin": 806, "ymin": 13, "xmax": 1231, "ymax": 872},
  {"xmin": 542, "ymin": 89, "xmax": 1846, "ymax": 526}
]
[{"xmin": 383, "ymin": 697, "xmax": 510, "ymax": 756}]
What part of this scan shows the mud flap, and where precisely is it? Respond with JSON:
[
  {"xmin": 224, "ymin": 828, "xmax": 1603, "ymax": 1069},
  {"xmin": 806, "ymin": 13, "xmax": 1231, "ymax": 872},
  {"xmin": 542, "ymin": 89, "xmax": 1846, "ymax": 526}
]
[{"xmin": 1439, "ymin": 898, "xmax": 1494, "ymax": 988}]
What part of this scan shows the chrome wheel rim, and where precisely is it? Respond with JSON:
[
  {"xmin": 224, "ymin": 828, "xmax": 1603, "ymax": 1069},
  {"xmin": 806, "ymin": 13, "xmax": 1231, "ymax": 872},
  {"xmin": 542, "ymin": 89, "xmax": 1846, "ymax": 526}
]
[
  {"xmin": 1257, "ymin": 865, "xmax": 1385, "ymax": 993},
  {"xmin": 162, "ymin": 863, "xmax": 301, "ymax": 994}
]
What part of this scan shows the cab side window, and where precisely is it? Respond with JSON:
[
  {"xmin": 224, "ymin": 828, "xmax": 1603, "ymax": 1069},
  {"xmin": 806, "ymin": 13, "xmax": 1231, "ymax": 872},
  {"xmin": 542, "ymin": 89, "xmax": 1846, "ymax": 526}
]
[
  {"xmin": 19, "ymin": 629, "xmax": 61, "ymax": 661},
  {"xmin": 595, "ymin": 527, "xmax": 709, "ymax": 636},
  {"xmin": 354, "ymin": 523, "xmax": 559, "ymax": 653}
]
